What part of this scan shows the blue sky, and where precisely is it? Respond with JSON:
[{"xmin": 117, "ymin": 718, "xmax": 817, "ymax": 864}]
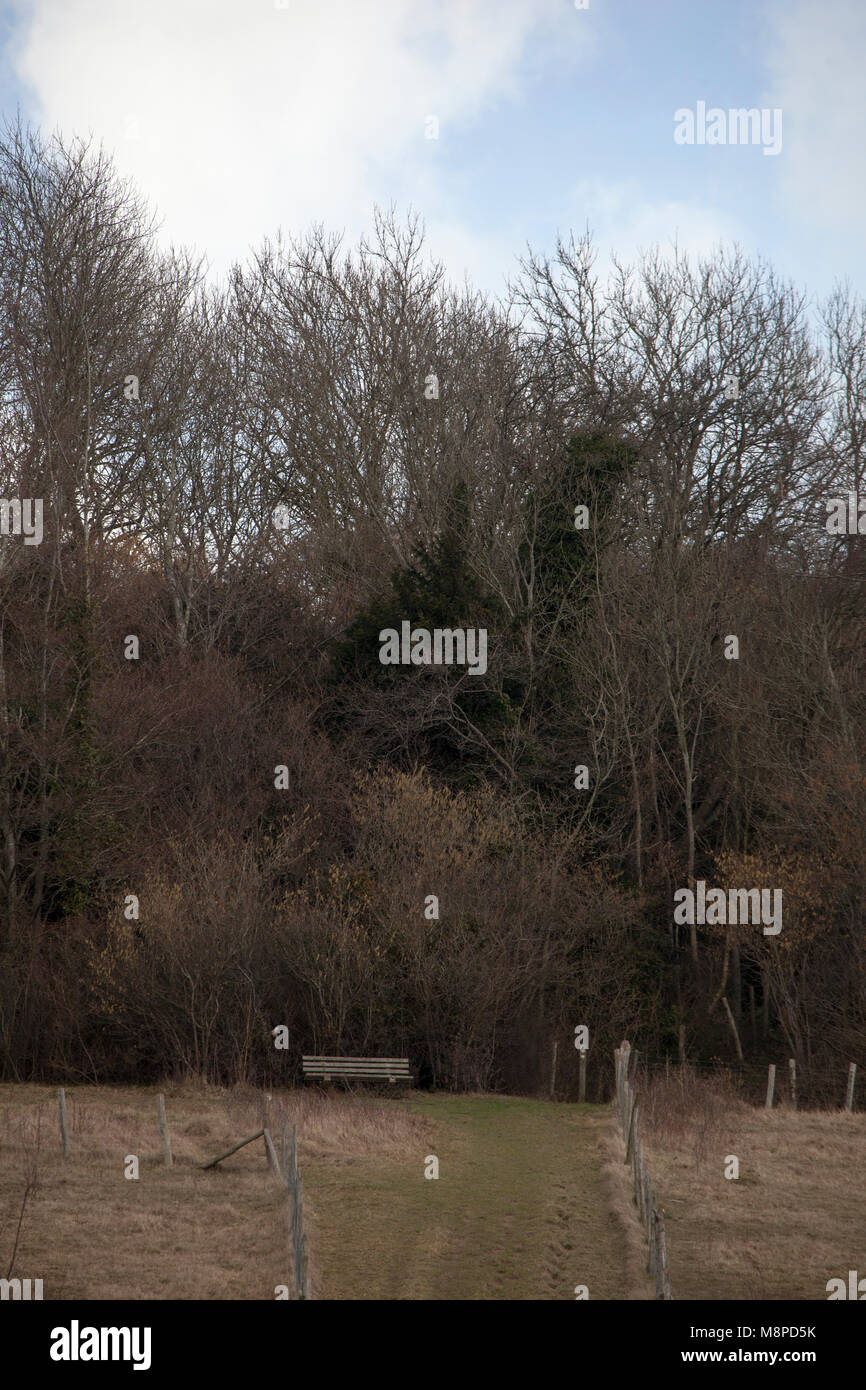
[{"xmin": 0, "ymin": 0, "xmax": 863, "ymax": 306}]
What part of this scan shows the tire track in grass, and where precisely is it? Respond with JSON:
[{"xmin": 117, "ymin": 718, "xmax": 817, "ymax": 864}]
[{"xmin": 305, "ymin": 1094, "xmax": 631, "ymax": 1300}]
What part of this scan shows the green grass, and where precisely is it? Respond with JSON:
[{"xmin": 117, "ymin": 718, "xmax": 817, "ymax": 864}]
[{"xmin": 305, "ymin": 1093, "xmax": 632, "ymax": 1300}]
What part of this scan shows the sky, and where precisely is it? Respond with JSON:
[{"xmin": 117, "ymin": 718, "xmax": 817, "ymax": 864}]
[{"xmin": 0, "ymin": 0, "xmax": 864, "ymax": 306}]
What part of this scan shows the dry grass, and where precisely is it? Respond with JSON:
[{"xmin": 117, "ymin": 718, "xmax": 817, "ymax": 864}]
[
  {"xmin": 12, "ymin": 1074, "xmax": 850, "ymax": 1302},
  {"xmin": 260, "ymin": 1085, "xmax": 428, "ymax": 1161},
  {"xmin": 0, "ymin": 1082, "xmax": 422, "ymax": 1300},
  {"xmin": 621, "ymin": 1068, "xmax": 866, "ymax": 1299},
  {"xmin": 598, "ymin": 1127, "xmax": 655, "ymax": 1300},
  {"xmin": 0, "ymin": 1085, "xmax": 624, "ymax": 1301}
]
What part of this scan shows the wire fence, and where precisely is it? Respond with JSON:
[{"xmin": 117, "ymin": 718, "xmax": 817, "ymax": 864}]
[
  {"xmin": 8, "ymin": 1090, "xmax": 315, "ymax": 1300},
  {"xmin": 629, "ymin": 1054, "xmax": 859, "ymax": 1112},
  {"xmin": 614, "ymin": 1041, "xmax": 672, "ymax": 1300},
  {"xmin": 281, "ymin": 1122, "xmax": 311, "ymax": 1300}
]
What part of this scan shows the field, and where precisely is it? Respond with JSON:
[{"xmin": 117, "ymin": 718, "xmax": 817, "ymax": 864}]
[
  {"xmin": 1, "ymin": 1081, "xmax": 862, "ymax": 1300},
  {"xmin": 632, "ymin": 1069, "xmax": 866, "ymax": 1301}
]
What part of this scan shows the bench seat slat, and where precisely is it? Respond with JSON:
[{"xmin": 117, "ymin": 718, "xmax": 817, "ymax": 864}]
[
  {"xmin": 301, "ymin": 1055, "xmax": 412, "ymax": 1083},
  {"xmin": 302, "ymin": 1058, "xmax": 410, "ymax": 1064}
]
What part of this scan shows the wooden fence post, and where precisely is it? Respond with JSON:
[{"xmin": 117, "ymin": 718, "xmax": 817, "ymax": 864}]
[
  {"xmin": 201, "ymin": 1129, "xmax": 266, "ymax": 1170},
  {"xmin": 845, "ymin": 1062, "xmax": 857, "ymax": 1113},
  {"xmin": 788, "ymin": 1058, "xmax": 797, "ymax": 1109},
  {"xmin": 625, "ymin": 1101, "xmax": 639, "ymax": 1165},
  {"xmin": 620, "ymin": 1040, "xmax": 631, "ymax": 1083},
  {"xmin": 550, "ymin": 1039, "xmax": 558, "ymax": 1099},
  {"xmin": 58, "ymin": 1088, "xmax": 70, "ymax": 1158},
  {"xmin": 263, "ymin": 1128, "xmax": 280, "ymax": 1175},
  {"xmin": 579, "ymin": 1048, "xmax": 587, "ymax": 1104},
  {"xmin": 613, "ymin": 1041, "xmax": 673, "ymax": 1299},
  {"xmin": 765, "ymin": 1063, "xmax": 776, "ymax": 1109},
  {"xmin": 656, "ymin": 1207, "xmax": 672, "ymax": 1300},
  {"xmin": 158, "ymin": 1093, "xmax": 173, "ymax": 1167},
  {"xmin": 651, "ymin": 1208, "xmax": 663, "ymax": 1296},
  {"xmin": 634, "ymin": 1144, "xmax": 643, "ymax": 1223}
]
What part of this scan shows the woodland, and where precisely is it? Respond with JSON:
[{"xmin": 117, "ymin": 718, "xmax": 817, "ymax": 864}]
[{"xmin": 0, "ymin": 123, "xmax": 864, "ymax": 1097}]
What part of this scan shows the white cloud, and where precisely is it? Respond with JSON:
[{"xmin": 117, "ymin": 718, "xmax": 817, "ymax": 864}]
[
  {"xmin": 765, "ymin": 0, "xmax": 866, "ymax": 233},
  {"xmin": 565, "ymin": 176, "xmax": 742, "ymax": 276},
  {"xmin": 9, "ymin": 0, "xmax": 565, "ymax": 280},
  {"xmin": 417, "ymin": 214, "xmax": 522, "ymax": 300}
]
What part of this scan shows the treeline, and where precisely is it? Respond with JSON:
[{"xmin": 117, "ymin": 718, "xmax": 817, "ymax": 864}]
[{"xmin": 0, "ymin": 122, "xmax": 864, "ymax": 1093}]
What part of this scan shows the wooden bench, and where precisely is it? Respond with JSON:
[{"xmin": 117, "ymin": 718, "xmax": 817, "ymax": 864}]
[{"xmin": 301, "ymin": 1056, "xmax": 412, "ymax": 1085}]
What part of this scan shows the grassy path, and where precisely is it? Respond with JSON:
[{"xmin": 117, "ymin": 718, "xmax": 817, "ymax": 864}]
[{"xmin": 305, "ymin": 1094, "xmax": 632, "ymax": 1300}]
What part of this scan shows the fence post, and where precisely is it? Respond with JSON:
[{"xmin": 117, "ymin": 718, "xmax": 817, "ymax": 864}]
[
  {"xmin": 284, "ymin": 1123, "xmax": 311, "ymax": 1299},
  {"xmin": 58, "ymin": 1088, "xmax": 70, "ymax": 1158},
  {"xmin": 656, "ymin": 1207, "xmax": 672, "ymax": 1300},
  {"xmin": 788, "ymin": 1058, "xmax": 796, "ymax": 1109},
  {"xmin": 550, "ymin": 1039, "xmax": 558, "ymax": 1099},
  {"xmin": 264, "ymin": 1128, "xmax": 280, "ymax": 1175},
  {"xmin": 845, "ymin": 1062, "xmax": 857, "ymax": 1113},
  {"xmin": 296, "ymin": 1174, "xmax": 305, "ymax": 1296},
  {"xmin": 158, "ymin": 1093, "xmax": 173, "ymax": 1167},
  {"xmin": 634, "ymin": 1144, "xmax": 643, "ymax": 1222},
  {"xmin": 765, "ymin": 1063, "xmax": 776, "ymax": 1110},
  {"xmin": 620, "ymin": 1041, "xmax": 631, "ymax": 1114},
  {"xmin": 651, "ymin": 1208, "xmax": 663, "ymax": 1296},
  {"xmin": 613, "ymin": 1041, "xmax": 673, "ymax": 1299},
  {"xmin": 579, "ymin": 1048, "xmax": 587, "ymax": 1104},
  {"xmin": 201, "ymin": 1129, "xmax": 266, "ymax": 1169},
  {"xmin": 625, "ymin": 1101, "xmax": 639, "ymax": 1165},
  {"xmin": 634, "ymin": 1139, "xmax": 644, "ymax": 1215}
]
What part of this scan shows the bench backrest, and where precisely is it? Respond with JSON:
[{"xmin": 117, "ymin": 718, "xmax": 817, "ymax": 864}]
[{"xmin": 302, "ymin": 1056, "xmax": 412, "ymax": 1082}]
